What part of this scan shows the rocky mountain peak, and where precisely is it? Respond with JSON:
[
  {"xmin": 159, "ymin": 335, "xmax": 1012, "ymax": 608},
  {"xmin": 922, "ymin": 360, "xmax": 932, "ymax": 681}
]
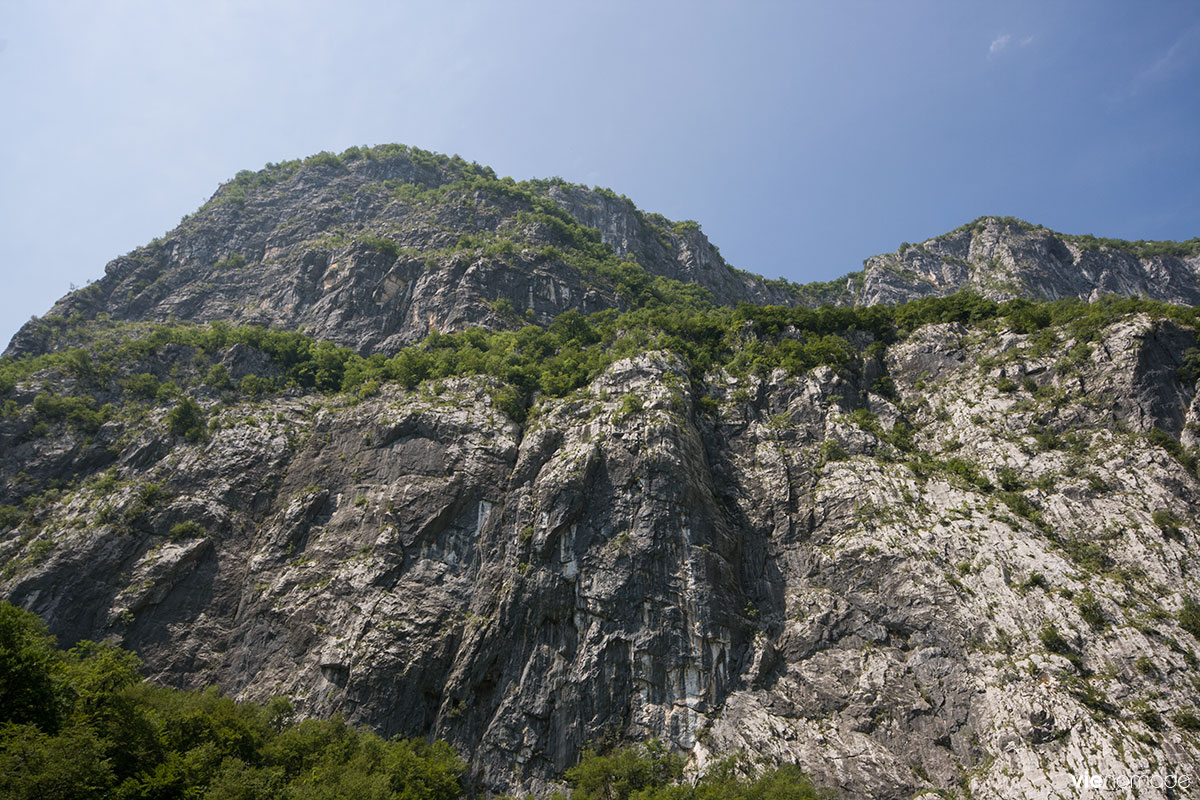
[
  {"xmin": 857, "ymin": 215, "xmax": 1200, "ymax": 305},
  {"xmin": 6, "ymin": 145, "xmax": 792, "ymax": 359},
  {"xmin": 9, "ymin": 148, "xmax": 1197, "ymax": 362}
]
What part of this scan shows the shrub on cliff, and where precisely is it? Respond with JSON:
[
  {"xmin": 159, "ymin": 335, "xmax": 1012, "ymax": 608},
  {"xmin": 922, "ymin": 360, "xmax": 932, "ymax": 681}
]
[{"xmin": 166, "ymin": 396, "xmax": 206, "ymax": 442}]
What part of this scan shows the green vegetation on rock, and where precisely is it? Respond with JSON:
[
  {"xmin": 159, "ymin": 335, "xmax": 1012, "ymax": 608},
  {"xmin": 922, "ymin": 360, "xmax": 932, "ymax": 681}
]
[
  {"xmin": 555, "ymin": 740, "xmax": 829, "ymax": 800},
  {"xmin": 0, "ymin": 602, "xmax": 827, "ymax": 799},
  {"xmin": 8, "ymin": 291, "xmax": 1200, "ymax": 433},
  {"xmin": 1065, "ymin": 233, "xmax": 1200, "ymax": 260},
  {"xmin": 0, "ymin": 600, "xmax": 466, "ymax": 800}
]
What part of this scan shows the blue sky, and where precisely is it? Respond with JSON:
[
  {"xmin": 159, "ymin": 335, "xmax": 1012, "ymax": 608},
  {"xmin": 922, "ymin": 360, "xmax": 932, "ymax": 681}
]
[{"xmin": 2, "ymin": 1, "xmax": 1198, "ymax": 348}]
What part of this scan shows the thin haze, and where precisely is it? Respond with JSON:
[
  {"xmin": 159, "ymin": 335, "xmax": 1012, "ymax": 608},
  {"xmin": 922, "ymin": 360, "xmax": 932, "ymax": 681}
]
[{"xmin": 1, "ymin": 1, "xmax": 1198, "ymax": 349}]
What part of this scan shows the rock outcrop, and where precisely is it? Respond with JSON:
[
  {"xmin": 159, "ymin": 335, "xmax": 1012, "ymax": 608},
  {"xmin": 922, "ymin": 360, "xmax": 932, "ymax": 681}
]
[
  {"xmin": 856, "ymin": 217, "xmax": 1200, "ymax": 306},
  {"xmin": 11, "ymin": 149, "xmax": 1195, "ymax": 361},
  {"xmin": 5, "ymin": 148, "xmax": 794, "ymax": 360}
]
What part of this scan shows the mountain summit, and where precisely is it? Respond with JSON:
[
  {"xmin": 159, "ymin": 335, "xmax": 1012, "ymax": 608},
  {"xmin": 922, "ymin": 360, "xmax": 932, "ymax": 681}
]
[
  {"xmin": 8, "ymin": 146, "xmax": 795, "ymax": 358},
  {"xmin": 9, "ymin": 145, "xmax": 1199, "ymax": 359},
  {"xmin": 857, "ymin": 216, "xmax": 1200, "ymax": 306}
]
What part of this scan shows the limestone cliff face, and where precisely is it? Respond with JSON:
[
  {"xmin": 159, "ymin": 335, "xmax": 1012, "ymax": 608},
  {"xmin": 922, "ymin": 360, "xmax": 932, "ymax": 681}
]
[
  {"xmin": 9, "ymin": 153, "xmax": 1195, "ymax": 360},
  {"xmin": 543, "ymin": 185, "xmax": 796, "ymax": 307},
  {"xmin": 4, "ymin": 149, "xmax": 789, "ymax": 360},
  {"xmin": 5, "ymin": 313, "xmax": 1200, "ymax": 798},
  {"xmin": 4, "ymin": 148, "xmax": 1200, "ymax": 798},
  {"xmin": 856, "ymin": 217, "xmax": 1200, "ymax": 306}
]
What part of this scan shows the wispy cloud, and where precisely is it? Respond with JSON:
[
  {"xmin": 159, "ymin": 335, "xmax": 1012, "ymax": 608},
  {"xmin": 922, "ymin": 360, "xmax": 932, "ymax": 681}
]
[
  {"xmin": 1136, "ymin": 27, "xmax": 1198, "ymax": 84},
  {"xmin": 988, "ymin": 32, "xmax": 1034, "ymax": 60},
  {"xmin": 1113, "ymin": 24, "xmax": 1200, "ymax": 100}
]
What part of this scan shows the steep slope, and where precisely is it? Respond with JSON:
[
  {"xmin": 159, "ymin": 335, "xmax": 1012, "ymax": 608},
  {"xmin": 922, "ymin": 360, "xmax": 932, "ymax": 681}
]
[
  {"xmin": 10, "ymin": 148, "xmax": 1195, "ymax": 364},
  {"xmin": 5, "ymin": 146, "xmax": 1200, "ymax": 798},
  {"xmin": 4, "ymin": 298, "xmax": 1200, "ymax": 798},
  {"xmin": 5, "ymin": 146, "xmax": 794, "ymax": 359},
  {"xmin": 856, "ymin": 216, "xmax": 1200, "ymax": 305}
]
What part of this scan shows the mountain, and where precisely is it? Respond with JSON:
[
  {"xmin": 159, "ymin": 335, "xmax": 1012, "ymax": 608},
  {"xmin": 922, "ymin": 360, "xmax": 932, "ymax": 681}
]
[
  {"xmin": 856, "ymin": 216, "xmax": 1200, "ymax": 306},
  {"xmin": 3, "ymin": 145, "xmax": 1200, "ymax": 799},
  {"xmin": 5, "ymin": 146, "xmax": 797, "ymax": 360},
  {"xmin": 9, "ymin": 145, "xmax": 1199, "ymax": 360}
]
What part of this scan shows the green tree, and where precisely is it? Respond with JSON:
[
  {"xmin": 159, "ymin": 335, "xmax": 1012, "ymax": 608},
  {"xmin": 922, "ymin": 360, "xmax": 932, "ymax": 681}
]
[
  {"xmin": 564, "ymin": 741, "xmax": 683, "ymax": 800},
  {"xmin": 166, "ymin": 396, "xmax": 206, "ymax": 442},
  {"xmin": 0, "ymin": 602, "xmax": 470, "ymax": 799},
  {"xmin": 0, "ymin": 603, "xmax": 63, "ymax": 732},
  {"xmin": 1180, "ymin": 597, "xmax": 1200, "ymax": 640},
  {"xmin": 0, "ymin": 723, "xmax": 114, "ymax": 800}
]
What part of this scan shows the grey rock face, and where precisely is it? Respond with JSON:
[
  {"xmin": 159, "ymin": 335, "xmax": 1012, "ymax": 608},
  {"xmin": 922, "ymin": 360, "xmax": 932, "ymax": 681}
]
[
  {"xmin": 6, "ymin": 152, "xmax": 792, "ymax": 359},
  {"xmin": 5, "ymin": 149, "xmax": 1200, "ymax": 798},
  {"xmin": 544, "ymin": 186, "xmax": 797, "ymax": 307},
  {"xmin": 8, "ymin": 157, "xmax": 1195, "ymax": 363},
  {"xmin": 857, "ymin": 218, "xmax": 1200, "ymax": 306},
  {"xmin": 5, "ymin": 313, "xmax": 1200, "ymax": 799}
]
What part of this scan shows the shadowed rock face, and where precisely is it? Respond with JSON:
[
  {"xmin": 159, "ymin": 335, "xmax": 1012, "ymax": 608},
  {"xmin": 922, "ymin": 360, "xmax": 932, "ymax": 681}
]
[
  {"xmin": 5, "ymin": 312, "xmax": 1200, "ymax": 799},
  {"xmin": 4, "ymin": 149, "xmax": 1200, "ymax": 798}
]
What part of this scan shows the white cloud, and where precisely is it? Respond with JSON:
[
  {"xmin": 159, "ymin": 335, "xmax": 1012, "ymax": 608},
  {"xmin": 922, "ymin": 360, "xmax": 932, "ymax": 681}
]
[{"xmin": 989, "ymin": 32, "xmax": 1035, "ymax": 59}]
